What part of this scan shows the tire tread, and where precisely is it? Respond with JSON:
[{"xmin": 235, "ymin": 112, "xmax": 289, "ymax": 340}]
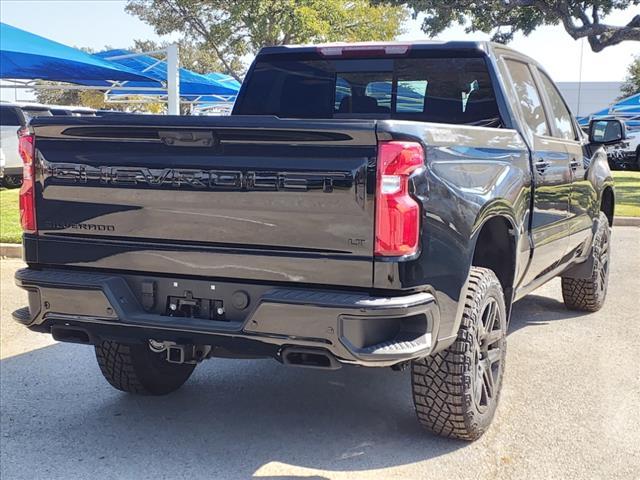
[
  {"xmin": 411, "ymin": 267, "xmax": 506, "ymax": 441},
  {"xmin": 562, "ymin": 211, "xmax": 610, "ymax": 312}
]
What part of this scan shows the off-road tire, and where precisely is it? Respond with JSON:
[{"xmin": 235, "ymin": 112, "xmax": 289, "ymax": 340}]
[
  {"xmin": 2, "ymin": 175, "xmax": 22, "ymax": 189},
  {"xmin": 95, "ymin": 340, "xmax": 196, "ymax": 395},
  {"xmin": 561, "ymin": 211, "xmax": 611, "ymax": 312},
  {"xmin": 411, "ymin": 267, "xmax": 507, "ymax": 441}
]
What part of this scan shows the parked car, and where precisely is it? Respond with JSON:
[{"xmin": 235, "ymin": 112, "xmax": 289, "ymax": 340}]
[
  {"xmin": 70, "ymin": 107, "xmax": 96, "ymax": 116},
  {"xmin": 19, "ymin": 104, "xmax": 53, "ymax": 120},
  {"xmin": 589, "ymin": 117, "xmax": 639, "ymax": 170},
  {"xmin": 12, "ymin": 41, "xmax": 618, "ymax": 441},
  {"xmin": 607, "ymin": 128, "xmax": 639, "ymax": 170},
  {"xmin": 96, "ymin": 109, "xmax": 129, "ymax": 116},
  {"xmin": 0, "ymin": 103, "xmax": 27, "ymax": 188},
  {"xmin": 628, "ymin": 129, "xmax": 640, "ymax": 169},
  {"xmin": 49, "ymin": 107, "xmax": 75, "ymax": 116},
  {"xmin": 0, "ymin": 148, "xmax": 5, "ymax": 182}
]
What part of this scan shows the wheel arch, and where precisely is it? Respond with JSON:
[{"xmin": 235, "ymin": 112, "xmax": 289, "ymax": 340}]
[
  {"xmin": 470, "ymin": 214, "xmax": 519, "ymax": 314},
  {"xmin": 601, "ymin": 186, "xmax": 614, "ymax": 226}
]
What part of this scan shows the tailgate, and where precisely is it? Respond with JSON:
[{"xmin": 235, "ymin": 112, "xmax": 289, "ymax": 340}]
[{"xmin": 31, "ymin": 116, "xmax": 377, "ymax": 287}]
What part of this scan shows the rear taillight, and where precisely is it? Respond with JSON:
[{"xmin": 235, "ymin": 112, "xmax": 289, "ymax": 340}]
[
  {"xmin": 375, "ymin": 141, "xmax": 424, "ymax": 257},
  {"xmin": 17, "ymin": 127, "xmax": 37, "ymax": 233}
]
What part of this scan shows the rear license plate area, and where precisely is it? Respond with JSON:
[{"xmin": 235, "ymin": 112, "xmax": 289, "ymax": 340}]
[{"xmin": 166, "ymin": 291, "xmax": 225, "ymax": 321}]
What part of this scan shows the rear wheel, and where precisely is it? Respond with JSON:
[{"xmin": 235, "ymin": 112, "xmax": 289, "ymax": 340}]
[
  {"xmin": 561, "ymin": 211, "xmax": 611, "ymax": 312},
  {"xmin": 95, "ymin": 340, "xmax": 196, "ymax": 395},
  {"xmin": 2, "ymin": 175, "xmax": 22, "ymax": 188},
  {"xmin": 411, "ymin": 267, "xmax": 507, "ymax": 441}
]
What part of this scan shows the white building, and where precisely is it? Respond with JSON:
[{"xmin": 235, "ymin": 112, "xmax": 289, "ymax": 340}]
[{"xmin": 557, "ymin": 82, "xmax": 623, "ymax": 117}]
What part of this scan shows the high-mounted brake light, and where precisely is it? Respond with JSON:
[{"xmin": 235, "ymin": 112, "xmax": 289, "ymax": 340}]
[
  {"xmin": 17, "ymin": 127, "xmax": 37, "ymax": 233},
  {"xmin": 375, "ymin": 141, "xmax": 424, "ymax": 257},
  {"xmin": 318, "ymin": 44, "xmax": 410, "ymax": 57}
]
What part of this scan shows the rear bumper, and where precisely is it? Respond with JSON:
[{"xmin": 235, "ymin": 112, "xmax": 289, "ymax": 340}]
[{"xmin": 13, "ymin": 268, "xmax": 439, "ymax": 367}]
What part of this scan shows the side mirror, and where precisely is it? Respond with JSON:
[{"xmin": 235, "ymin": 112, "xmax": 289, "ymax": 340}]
[{"xmin": 589, "ymin": 119, "xmax": 626, "ymax": 145}]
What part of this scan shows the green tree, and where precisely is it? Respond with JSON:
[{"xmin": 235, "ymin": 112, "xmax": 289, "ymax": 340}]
[
  {"xmin": 33, "ymin": 85, "xmax": 163, "ymax": 113},
  {"xmin": 33, "ymin": 83, "xmax": 82, "ymax": 106},
  {"xmin": 620, "ymin": 55, "xmax": 640, "ymax": 98},
  {"xmin": 125, "ymin": 0, "xmax": 408, "ymax": 81},
  {"xmin": 382, "ymin": 0, "xmax": 639, "ymax": 52}
]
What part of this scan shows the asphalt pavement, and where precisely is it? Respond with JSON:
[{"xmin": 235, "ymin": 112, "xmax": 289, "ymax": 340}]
[{"xmin": 1, "ymin": 227, "xmax": 639, "ymax": 480}]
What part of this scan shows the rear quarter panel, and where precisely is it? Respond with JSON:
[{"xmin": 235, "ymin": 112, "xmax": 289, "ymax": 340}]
[
  {"xmin": 586, "ymin": 143, "xmax": 615, "ymax": 211},
  {"xmin": 375, "ymin": 121, "xmax": 531, "ymax": 345}
]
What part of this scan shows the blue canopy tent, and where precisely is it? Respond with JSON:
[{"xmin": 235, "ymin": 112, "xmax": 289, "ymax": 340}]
[
  {"xmin": 205, "ymin": 72, "xmax": 242, "ymax": 91},
  {"xmin": 93, "ymin": 49, "xmax": 239, "ymax": 99},
  {"xmin": 578, "ymin": 93, "xmax": 640, "ymax": 131},
  {"xmin": 0, "ymin": 23, "xmax": 154, "ymax": 83}
]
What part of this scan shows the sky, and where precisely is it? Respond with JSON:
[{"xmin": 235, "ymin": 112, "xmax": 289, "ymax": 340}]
[{"xmin": 1, "ymin": 0, "xmax": 638, "ymax": 102}]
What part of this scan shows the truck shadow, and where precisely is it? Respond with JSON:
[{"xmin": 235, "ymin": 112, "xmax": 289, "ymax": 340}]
[
  {"xmin": 509, "ymin": 292, "xmax": 586, "ymax": 333},
  {"xmin": 0, "ymin": 341, "xmax": 464, "ymax": 479}
]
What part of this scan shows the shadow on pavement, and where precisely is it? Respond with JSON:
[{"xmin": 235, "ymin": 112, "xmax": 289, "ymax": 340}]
[
  {"xmin": 509, "ymin": 293, "xmax": 585, "ymax": 333},
  {"xmin": 0, "ymin": 340, "xmax": 464, "ymax": 479}
]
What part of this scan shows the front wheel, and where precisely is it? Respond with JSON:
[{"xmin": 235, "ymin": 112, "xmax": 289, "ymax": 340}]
[
  {"xmin": 95, "ymin": 340, "xmax": 196, "ymax": 395},
  {"xmin": 561, "ymin": 211, "xmax": 611, "ymax": 312},
  {"xmin": 411, "ymin": 267, "xmax": 507, "ymax": 441}
]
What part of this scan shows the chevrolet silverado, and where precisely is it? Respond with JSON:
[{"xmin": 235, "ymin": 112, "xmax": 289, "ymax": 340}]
[{"xmin": 13, "ymin": 41, "xmax": 623, "ymax": 440}]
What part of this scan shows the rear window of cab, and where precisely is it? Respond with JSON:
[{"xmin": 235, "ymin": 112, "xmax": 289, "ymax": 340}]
[{"xmin": 234, "ymin": 54, "xmax": 502, "ymax": 127}]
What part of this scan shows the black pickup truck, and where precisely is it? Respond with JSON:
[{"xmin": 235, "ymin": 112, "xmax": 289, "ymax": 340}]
[{"xmin": 13, "ymin": 41, "xmax": 623, "ymax": 440}]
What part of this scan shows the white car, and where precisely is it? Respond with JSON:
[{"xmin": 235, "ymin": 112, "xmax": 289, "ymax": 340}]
[
  {"xmin": 625, "ymin": 129, "xmax": 640, "ymax": 168},
  {"xmin": 0, "ymin": 103, "xmax": 27, "ymax": 188},
  {"xmin": 602, "ymin": 122, "xmax": 640, "ymax": 170}
]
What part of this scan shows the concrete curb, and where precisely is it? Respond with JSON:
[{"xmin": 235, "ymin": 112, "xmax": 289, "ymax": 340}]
[
  {"xmin": 1, "ymin": 217, "xmax": 638, "ymax": 259},
  {"xmin": 614, "ymin": 216, "xmax": 640, "ymax": 227},
  {"xmin": 0, "ymin": 243, "xmax": 22, "ymax": 259}
]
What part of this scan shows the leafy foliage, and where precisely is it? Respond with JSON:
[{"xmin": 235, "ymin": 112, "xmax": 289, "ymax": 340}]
[
  {"xmin": 33, "ymin": 84, "xmax": 164, "ymax": 112},
  {"xmin": 33, "ymin": 84, "xmax": 83, "ymax": 107},
  {"xmin": 383, "ymin": 0, "xmax": 640, "ymax": 51},
  {"xmin": 126, "ymin": 0, "xmax": 408, "ymax": 80},
  {"xmin": 620, "ymin": 55, "xmax": 640, "ymax": 98}
]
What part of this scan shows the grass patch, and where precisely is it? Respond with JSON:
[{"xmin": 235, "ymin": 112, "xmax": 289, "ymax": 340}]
[
  {"xmin": 0, "ymin": 188, "xmax": 21, "ymax": 243},
  {"xmin": 612, "ymin": 171, "xmax": 640, "ymax": 217}
]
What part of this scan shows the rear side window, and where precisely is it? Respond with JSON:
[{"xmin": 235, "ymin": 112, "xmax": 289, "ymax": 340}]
[
  {"xmin": 235, "ymin": 54, "xmax": 501, "ymax": 126},
  {"xmin": 395, "ymin": 58, "xmax": 499, "ymax": 124},
  {"xmin": 397, "ymin": 80, "xmax": 428, "ymax": 112},
  {"xmin": 236, "ymin": 59, "xmax": 335, "ymax": 118},
  {"xmin": 0, "ymin": 106, "xmax": 24, "ymax": 126},
  {"xmin": 538, "ymin": 71, "xmax": 576, "ymax": 140},
  {"xmin": 504, "ymin": 59, "xmax": 549, "ymax": 137}
]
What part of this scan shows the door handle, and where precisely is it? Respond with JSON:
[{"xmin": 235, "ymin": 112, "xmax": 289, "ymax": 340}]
[
  {"xmin": 534, "ymin": 158, "xmax": 550, "ymax": 173},
  {"xmin": 569, "ymin": 158, "xmax": 581, "ymax": 170}
]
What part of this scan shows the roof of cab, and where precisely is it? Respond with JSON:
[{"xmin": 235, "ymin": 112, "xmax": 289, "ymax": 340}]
[
  {"xmin": 257, "ymin": 40, "xmax": 494, "ymax": 56},
  {"xmin": 256, "ymin": 41, "xmax": 549, "ymax": 79}
]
